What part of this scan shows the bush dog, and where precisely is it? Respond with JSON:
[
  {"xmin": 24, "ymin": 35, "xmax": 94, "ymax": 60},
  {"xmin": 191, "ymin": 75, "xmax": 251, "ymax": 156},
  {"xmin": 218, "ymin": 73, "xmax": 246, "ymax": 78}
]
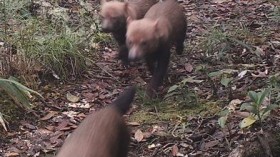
[
  {"xmin": 56, "ymin": 86, "xmax": 136, "ymax": 157},
  {"xmin": 126, "ymin": 0, "xmax": 187, "ymax": 98},
  {"xmin": 100, "ymin": 0, "xmax": 157, "ymax": 65}
]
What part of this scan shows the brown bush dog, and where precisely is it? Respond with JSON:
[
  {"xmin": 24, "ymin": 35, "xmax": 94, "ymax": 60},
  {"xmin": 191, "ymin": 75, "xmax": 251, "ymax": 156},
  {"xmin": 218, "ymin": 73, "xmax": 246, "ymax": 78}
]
[
  {"xmin": 56, "ymin": 86, "xmax": 136, "ymax": 157},
  {"xmin": 99, "ymin": 0, "xmax": 157, "ymax": 65},
  {"xmin": 126, "ymin": 0, "xmax": 187, "ymax": 98}
]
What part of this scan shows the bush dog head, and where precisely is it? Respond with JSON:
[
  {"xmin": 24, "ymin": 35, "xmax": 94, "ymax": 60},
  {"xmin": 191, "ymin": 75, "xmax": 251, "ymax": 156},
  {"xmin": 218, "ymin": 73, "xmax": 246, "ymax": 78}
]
[
  {"xmin": 56, "ymin": 86, "xmax": 136, "ymax": 157},
  {"xmin": 100, "ymin": 1, "xmax": 136, "ymax": 33},
  {"xmin": 100, "ymin": 0, "xmax": 158, "ymax": 33},
  {"xmin": 126, "ymin": 17, "xmax": 171, "ymax": 60}
]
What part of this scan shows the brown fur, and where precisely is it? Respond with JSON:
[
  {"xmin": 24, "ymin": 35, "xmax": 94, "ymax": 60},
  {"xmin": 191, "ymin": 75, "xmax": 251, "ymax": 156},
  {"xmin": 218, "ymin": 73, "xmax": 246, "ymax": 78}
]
[
  {"xmin": 100, "ymin": 0, "xmax": 157, "ymax": 65},
  {"xmin": 56, "ymin": 87, "xmax": 136, "ymax": 157},
  {"xmin": 126, "ymin": 0, "xmax": 187, "ymax": 98}
]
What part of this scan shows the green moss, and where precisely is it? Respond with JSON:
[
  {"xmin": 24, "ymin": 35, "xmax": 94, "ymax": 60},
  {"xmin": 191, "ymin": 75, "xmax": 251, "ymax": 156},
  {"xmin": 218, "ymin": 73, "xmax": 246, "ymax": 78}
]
[{"xmin": 130, "ymin": 98, "xmax": 221, "ymax": 124}]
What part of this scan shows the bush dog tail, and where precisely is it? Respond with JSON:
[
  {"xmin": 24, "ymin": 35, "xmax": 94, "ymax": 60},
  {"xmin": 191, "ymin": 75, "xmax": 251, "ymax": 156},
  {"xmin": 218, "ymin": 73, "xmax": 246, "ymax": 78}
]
[{"xmin": 111, "ymin": 86, "xmax": 136, "ymax": 115}]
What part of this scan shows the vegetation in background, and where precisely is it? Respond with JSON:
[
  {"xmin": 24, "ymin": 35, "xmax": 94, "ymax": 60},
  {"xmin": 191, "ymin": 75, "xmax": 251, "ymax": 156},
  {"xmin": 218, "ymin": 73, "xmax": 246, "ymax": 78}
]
[
  {"xmin": 0, "ymin": 0, "xmax": 110, "ymax": 130},
  {"xmin": 0, "ymin": 0, "xmax": 109, "ymax": 81}
]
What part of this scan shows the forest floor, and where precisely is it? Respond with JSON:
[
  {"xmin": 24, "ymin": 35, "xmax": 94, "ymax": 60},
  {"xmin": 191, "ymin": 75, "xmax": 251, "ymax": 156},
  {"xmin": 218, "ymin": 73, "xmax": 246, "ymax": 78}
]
[{"xmin": 1, "ymin": 0, "xmax": 280, "ymax": 157}]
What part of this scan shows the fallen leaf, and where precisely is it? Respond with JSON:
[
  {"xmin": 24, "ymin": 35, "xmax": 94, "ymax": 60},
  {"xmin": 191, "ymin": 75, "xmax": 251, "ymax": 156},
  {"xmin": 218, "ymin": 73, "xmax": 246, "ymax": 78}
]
[
  {"xmin": 37, "ymin": 128, "xmax": 53, "ymax": 134},
  {"xmin": 50, "ymin": 132, "xmax": 64, "ymax": 144},
  {"xmin": 228, "ymin": 99, "xmax": 242, "ymax": 111},
  {"xmin": 270, "ymin": 40, "xmax": 280, "ymax": 49},
  {"xmin": 41, "ymin": 111, "xmax": 58, "ymax": 121},
  {"xmin": 127, "ymin": 121, "xmax": 140, "ymax": 126},
  {"xmin": 240, "ymin": 116, "xmax": 256, "ymax": 128},
  {"xmin": 182, "ymin": 76, "xmax": 204, "ymax": 84},
  {"xmin": 148, "ymin": 144, "xmax": 156, "ymax": 149},
  {"xmin": 238, "ymin": 70, "xmax": 248, "ymax": 79},
  {"xmin": 213, "ymin": 0, "xmax": 229, "ymax": 3},
  {"xmin": 218, "ymin": 116, "xmax": 227, "ymax": 128},
  {"xmin": 5, "ymin": 152, "xmax": 19, "ymax": 157},
  {"xmin": 235, "ymin": 111, "xmax": 250, "ymax": 118},
  {"xmin": 185, "ymin": 63, "xmax": 193, "ymax": 72},
  {"xmin": 143, "ymin": 132, "xmax": 153, "ymax": 139},
  {"xmin": 62, "ymin": 111, "xmax": 79, "ymax": 118},
  {"xmin": 251, "ymin": 70, "xmax": 268, "ymax": 78},
  {"xmin": 172, "ymin": 145, "xmax": 179, "ymax": 156},
  {"xmin": 189, "ymin": 14, "xmax": 200, "ymax": 23},
  {"xmin": 99, "ymin": 94, "xmax": 106, "ymax": 100},
  {"xmin": 134, "ymin": 129, "xmax": 144, "ymax": 142},
  {"xmin": 168, "ymin": 85, "xmax": 179, "ymax": 93},
  {"xmin": 21, "ymin": 122, "xmax": 36, "ymax": 130},
  {"xmin": 66, "ymin": 93, "xmax": 80, "ymax": 103},
  {"xmin": 67, "ymin": 102, "xmax": 90, "ymax": 108},
  {"xmin": 221, "ymin": 77, "xmax": 233, "ymax": 87},
  {"xmin": 253, "ymin": 46, "xmax": 265, "ymax": 56},
  {"xmin": 57, "ymin": 119, "xmax": 70, "ymax": 130},
  {"xmin": 180, "ymin": 143, "xmax": 192, "ymax": 148},
  {"xmin": 204, "ymin": 140, "xmax": 219, "ymax": 150}
]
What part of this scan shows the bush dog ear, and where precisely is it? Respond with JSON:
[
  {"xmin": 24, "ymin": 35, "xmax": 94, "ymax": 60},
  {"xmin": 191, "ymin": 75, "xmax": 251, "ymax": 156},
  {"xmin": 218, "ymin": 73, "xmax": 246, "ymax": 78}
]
[{"xmin": 127, "ymin": 16, "xmax": 133, "ymax": 25}]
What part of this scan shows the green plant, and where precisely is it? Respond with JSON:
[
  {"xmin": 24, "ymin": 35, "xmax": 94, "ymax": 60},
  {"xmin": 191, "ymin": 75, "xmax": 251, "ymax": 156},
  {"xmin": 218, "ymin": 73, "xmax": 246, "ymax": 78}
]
[
  {"xmin": 164, "ymin": 76, "xmax": 202, "ymax": 107},
  {"xmin": 199, "ymin": 26, "xmax": 264, "ymax": 63},
  {"xmin": 0, "ymin": 0, "xmax": 107, "ymax": 81},
  {"xmin": 0, "ymin": 77, "xmax": 43, "ymax": 109},
  {"xmin": 269, "ymin": 73, "xmax": 280, "ymax": 106},
  {"xmin": 199, "ymin": 28, "xmax": 229, "ymax": 57},
  {"xmin": 16, "ymin": 19, "xmax": 88, "ymax": 79},
  {"xmin": 0, "ymin": 77, "xmax": 43, "ymax": 130},
  {"xmin": 0, "ymin": 113, "xmax": 7, "ymax": 131},
  {"xmin": 218, "ymin": 89, "xmax": 279, "ymax": 130},
  {"xmin": 207, "ymin": 69, "xmax": 237, "ymax": 98},
  {"xmin": 239, "ymin": 89, "xmax": 279, "ymax": 128}
]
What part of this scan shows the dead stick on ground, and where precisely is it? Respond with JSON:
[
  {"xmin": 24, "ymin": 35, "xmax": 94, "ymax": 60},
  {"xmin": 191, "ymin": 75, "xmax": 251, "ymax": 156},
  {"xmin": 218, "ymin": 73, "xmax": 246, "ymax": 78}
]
[{"xmin": 93, "ymin": 62, "xmax": 119, "ymax": 82}]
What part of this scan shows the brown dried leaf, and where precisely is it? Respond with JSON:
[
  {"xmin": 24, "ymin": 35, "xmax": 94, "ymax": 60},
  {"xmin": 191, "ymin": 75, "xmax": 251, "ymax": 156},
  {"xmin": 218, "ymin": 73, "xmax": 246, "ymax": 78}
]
[
  {"xmin": 251, "ymin": 69, "xmax": 268, "ymax": 78},
  {"xmin": 66, "ymin": 93, "xmax": 80, "ymax": 103},
  {"xmin": 41, "ymin": 111, "xmax": 57, "ymax": 121},
  {"xmin": 185, "ymin": 63, "xmax": 194, "ymax": 72},
  {"xmin": 57, "ymin": 119, "xmax": 70, "ymax": 131},
  {"xmin": 127, "ymin": 121, "xmax": 140, "ymax": 126},
  {"xmin": 228, "ymin": 99, "xmax": 242, "ymax": 111},
  {"xmin": 4, "ymin": 152, "xmax": 20, "ymax": 157},
  {"xmin": 204, "ymin": 140, "xmax": 219, "ymax": 150},
  {"xmin": 143, "ymin": 132, "xmax": 153, "ymax": 139},
  {"xmin": 235, "ymin": 111, "xmax": 250, "ymax": 118},
  {"xmin": 134, "ymin": 129, "xmax": 144, "ymax": 142},
  {"xmin": 45, "ymin": 125, "xmax": 55, "ymax": 131},
  {"xmin": 172, "ymin": 145, "xmax": 179, "ymax": 156},
  {"xmin": 21, "ymin": 122, "xmax": 36, "ymax": 130},
  {"xmin": 212, "ymin": 0, "xmax": 229, "ymax": 4},
  {"xmin": 37, "ymin": 128, "xmax": 53, "ymax": 134}
]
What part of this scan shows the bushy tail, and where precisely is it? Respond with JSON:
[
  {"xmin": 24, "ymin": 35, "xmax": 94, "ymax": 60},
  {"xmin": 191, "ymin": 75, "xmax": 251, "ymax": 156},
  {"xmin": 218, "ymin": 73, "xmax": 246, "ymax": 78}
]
[{"xmin": 112, "ymin": 86, "xmax": 136, "ymax": 115}]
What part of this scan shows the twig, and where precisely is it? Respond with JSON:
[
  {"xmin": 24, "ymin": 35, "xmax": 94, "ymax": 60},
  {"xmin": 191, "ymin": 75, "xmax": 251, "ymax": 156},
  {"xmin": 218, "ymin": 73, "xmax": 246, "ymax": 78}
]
[{"xmin": 93, "ymin": 62, "xmax": 119, "ymax": 82}]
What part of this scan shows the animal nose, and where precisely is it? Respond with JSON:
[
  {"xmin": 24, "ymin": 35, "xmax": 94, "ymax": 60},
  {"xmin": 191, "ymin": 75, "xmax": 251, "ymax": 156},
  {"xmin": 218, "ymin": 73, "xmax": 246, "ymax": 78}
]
[
  {"xmin": 100, "ymin": 20, "xmax": 110, "ymax": 32},
  {"xmin": 101, "ymin": 26, "xmax": 110, "ymax": 33},
  {"xmin": 128, "ymin": 47, "xmax": 140, "ymax": 61}
]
